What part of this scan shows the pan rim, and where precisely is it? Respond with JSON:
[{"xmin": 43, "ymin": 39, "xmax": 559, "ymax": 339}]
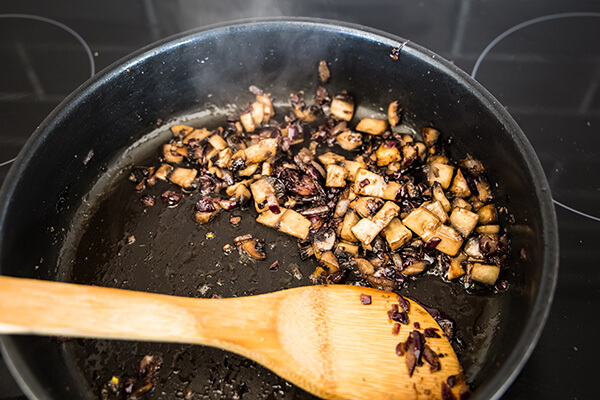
[{"xmin": 0, "ymin": 16, "xmax": 559, "ymax": 400}]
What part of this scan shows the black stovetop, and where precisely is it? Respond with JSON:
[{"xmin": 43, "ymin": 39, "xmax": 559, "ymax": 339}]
[{"xmin": 1, "ymin": 1, "xmax": 599, "ymax": 399}]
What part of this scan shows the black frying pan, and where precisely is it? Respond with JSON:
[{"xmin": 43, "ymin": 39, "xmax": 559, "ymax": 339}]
[{"xmin": 0, "ymin": 18, "xmax": 558, "ymax": 400}]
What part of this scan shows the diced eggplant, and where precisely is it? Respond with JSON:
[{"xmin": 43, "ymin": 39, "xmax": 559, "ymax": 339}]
[
  {"xmin": 163, "ymin": 144, "xmax": 184, "ymax": 163},
  {"xmin": 243, "ymin": 138, "xmax": 278, "ymax": 164},
  {"xmin": 449, "ymin": 208, "xmax": 479, "ymax": 237},
  {"xmin": 153, "ymin": 164, "xmax": 173, "ymax": 181},
  {"xmin": 427, "ymin": 162, "xmax": 455, "ymax": 189},
  {"xmin": 320, "ymin": 251, "xmax": 339, "ymax": 273},
  {"xmin": 372, "ymin": 201, "xmax": 400, "ymax": 229},
  {"xmin": 475, "ymin": 224, "xmax": 500, "ymax": 234},
  {"xmin": 383, "ymin": 218, "xmax": 413, "ymax": 251},
  {"xmin": 277, "ymin": 209, "xmax": 311, "ymax": 240},
  {"xmin": 477, "ymin": 204, "xmax": 497, "ymax": 225},
  {"xmin": 351, "ymin": 218, "xmax": 381, "ymax": 246},
  {"xmin": 235, "ymin": 235, "xmax": 267, "ymax": 260},
  {"xmin": 423, "ymin": 201, "xmax": 448, "ymax": 224},
  {"xmin": 345, "ymin": 160, "xmax": 366, "ymax": 181},
  {"xmin": 388, "ymin": 101, "xmax": 402, "ymax": 126},
  {"xmin": 225, "ymin": 180, "xmax": 250, "ymax": 197},
  {"xmin": 432, "ymin": 182, "xmax": 451, "ymax": 213},
  {"xmin": 458, "ymin": 155, "xmax": 485, "ymax": 175},
  {"xmin": 330, "ymin": 93, "xmax": 354, "ymax": 121},
  {"xmin": 349, "ymin": 196, "xmax": 384, "ymax": 218},
  {"xmin": 382, "ymin": 181, "xmax": 403, "ymax": 201},
  {"xmin": 356, "ymin": 118, "xmax": 388, "ymax": 135},
  {"xmin": 336, "ymin": 241, "xmax": 360, "ymax": 257},
  {"xmin": 318, "ymin": 152, "xmax": 346, "ymax": 166},
  {"xmin": 449, "ymin": 168, "xmax": 471, "ymax": 198},
  {"xmin": 353, "ymin": 168, "xmax": 387, "ymax": 198},
  {"xmin": 402, "ymin": 207, "xmax": 441, "ymax": 239},
  {"xmin": 215, "ymin": 148, "xmax": 232, "ymax": 169},
  {"xmin": 451, "ymin": 197, "xmax": 472, "ymax": 210},
  {"xmin": 401, "ymin": 143, "xmax": 419, "ymax": 169},
  {"xmin": 415, "ymin": 142, "xmax": 427, "ymax": 161},
  {"xmin": 250, "ymin": 101, "xmax": 265, "ymax": 126},
  {"xmin": 250, "ymin": 178, "xmax": 278, "ymax": 213},
  {"xmin": 421, "ymin": 127, "xmax": 440, "ymax": 148},
  {"xmin": 464, "ymin": 237, "xmax": 483, "ymax": 259},
  {"xmin": 403, "ymin": 260, "xmax": 428, "ymax": 276},
  {"xmin": 326, "ymin": 164, "xmax": 348, "ymax": 187},
  {"xmin": 447, "ymin": 252, "xmax": 467, "ymax": 280},
  {"xmin": 256, "ymin": 207, "xmax": 286, "ymax": 228},
  {"xmin": 194, "ymin": 210, "xmax": 220, "ymax": 224},
  {"xmin": 168, "ymin": 167, "xmax": 197, "ymax": 188},
  {"xmin": 376, "ymin": 142, "xmax": 401, "ymax": 166},
  {"xmin": 262, "ymin": 162, "xmax": 273, "ymax": 176},
  {"xmin": 313, "ymin": 230, "xmax": 336, "ymax": 254},
  {"xmin": 256, "ymin": 94, "xmax": 274, "ymax": 122},
  {"xmin": 240, "ymin": 111, "xmax": 256, "ymax": 132},
  {"xmin": 427, "ymin": 154, "xmax": 450, "ymax": 164},
  {"xmin": 207, "ymin": 134, "xmax": 228, "ymax": 151},
  {"xmin": 470, "ymin": 262, "xmax": 500, "ymax": 285},
  {"xmin": 336, "ymin": 130, "xmax": 363, "ymax": 150},
  {"xmin": 334, "ymin": 187, "xmax": 351, "ymax": 218},
  {"xmin": 182, "ymin": 127, "xmax": 212, "ymax": 144},
  {"xmin": 170, "ymin": 124, "xmax": 195, "ymax": 138},
  {"xmin": 318, "ymin": 60, "xmax": 330, "ymax": 83},
  {"xmin": 340, "ymin": 210, "xmax": 361, "ymax": 242},
  {"xmin": 474, "ymin": 178, "xmax": 493, "ymax": 203},
  {"xmin": 429, "ymin": 224, "xmax": 463, "ymax": 256},
  {"xmin": 354, "ymin": 258, "xmax": 376, "ymax": 276},
  {"xmin": 238, "ymin": 163, "xmax": 260, "ymax": 177}
]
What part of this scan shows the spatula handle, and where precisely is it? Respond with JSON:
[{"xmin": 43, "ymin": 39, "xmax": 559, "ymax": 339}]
[{"xmin": 0, "ymin": 276, "xmax": 277, "ymax": 348}]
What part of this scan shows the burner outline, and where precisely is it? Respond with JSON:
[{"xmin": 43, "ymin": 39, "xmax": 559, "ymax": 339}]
[
  {"xmin": 471, "ymin": 11, "xmax": 600, "ymax": 222},
  {"xmin": 0, "ymin": 13, "xmax": 96, "ymax": 169}
]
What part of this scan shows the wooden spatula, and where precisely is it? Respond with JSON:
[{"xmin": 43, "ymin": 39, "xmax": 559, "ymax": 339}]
[{"xmin": 0, "ymin": 276, "xmax": 467, "ymax": 399}]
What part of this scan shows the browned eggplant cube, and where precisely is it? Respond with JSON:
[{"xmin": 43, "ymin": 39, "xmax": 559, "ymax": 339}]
[
  {"xmin": 449, "ymin": 168, "xmax": 471, "ymax": 198},
  {"xmin": 168, "ymin": 167, "xmax": 197, "ymax": 189},
  {"xmin": 383, "ymin": 218, "xmax": 413, "ymax": 251},
  {"xmin": 421, "ymin": 127, "xmax": 440, "ymax": 148},
  {"xmin": 475, "ymin": 224, "xmax": 500, "ymax": 234},
  {"xmin": 449, "ymin": 207, "xmax": 479, "ymax": 237},
  {"xmin": 244, "ymin": 138, "xmax": 278, "ymax": 164},
  {"xmin": 477, "ymin": 204, "xmax": 497, "ymax": 225},
  {"xmin": 423, "ymin": 201, "xmax": 448, "ymax": 224},
  {"xmin": 372, "ymin": 201, "xmax": 400, "ymax": 229},
  {"xmin": 388, "ymin": 101, "xmax": 401, "ymax": 126},
  {"xmin": 431, "ymin": 182, "xmax": 451, "ymax": 212},
  {"xmin": 402, "ymin": 207, "xmax": 441, "ymax": 239},
  {"xmin": 349, "ymin": 196, "xmax": 384, "ymax": 218},
  {"xmin": 427, "ymin": 162, "xmax": 455, "ymax": 189},
  {"xmin": 153, "ymin": 164, "xmax": 174, "ymax": 181},
  {"xmin": 356, "ymin": 118, "xmax": 388, "ymax": 135},
  {"xmin": 376, "ymin": 142, "xmax": 401, "ymax": 166},
  {"xmin": 350, "ymin": 218, "xmax": 381, "ymax": 246},
  {"xmin": 278, "ymin": 209, "xmax": 311, "ymax": 240},
  {"xmin": 330, "ymin": 93, "xmax": 354, "ymax": 121},
  {"xmin": 470, "ymin": 262, "xmax": 500, "ymax": 285},
  {"xmin": 336, "ymin": 130, "xmax": 363, "ymax": 151},
  {"xmin": 170, "ymin": 124, "xmax": 195, "ymax": 138},
  {"xmin": 340, "ymin": 210, "xmax": 361, "ymax": 242},
  {"xmin": 326, "ymin": 164, "xmax": 348, "ymax": 188},
  {"xmin": 447, "ymin": 253, "xmax": 467, "ymax": 280},
  {"xmin": 163, "ymin": 144, "xmax": 184, "ymax": 163},
  {"xmin": 429, "ymin": 224, "xmax": 463, "ymax": 256},
  {"xmin": 353, "ymin": 169, "xmax": 387, "ymax": 198},
  {"xmin": 256, "ymin": 207, "xmax": 286, "ymax": 228}
]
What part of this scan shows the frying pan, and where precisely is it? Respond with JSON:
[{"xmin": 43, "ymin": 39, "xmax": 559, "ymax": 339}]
[{"xmin": 0, "ymin": 18, "xmax": 558, "ymax": 400}]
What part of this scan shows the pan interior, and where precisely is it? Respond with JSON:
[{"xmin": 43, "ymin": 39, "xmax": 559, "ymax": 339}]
[{"xmin": 52, "ymin": 103, "xmax": 505, "ymax": 399}]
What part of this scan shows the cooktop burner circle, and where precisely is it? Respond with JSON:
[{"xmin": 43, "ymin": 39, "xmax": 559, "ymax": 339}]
[{"xmin": 471, "ymin": 12, "xmax": 600, "ymax": 222}]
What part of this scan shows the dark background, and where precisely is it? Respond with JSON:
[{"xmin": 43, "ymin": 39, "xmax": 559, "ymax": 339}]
[{"xmin": 1, "ymin": 1, "xmax": 599, "ymax": 399}]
